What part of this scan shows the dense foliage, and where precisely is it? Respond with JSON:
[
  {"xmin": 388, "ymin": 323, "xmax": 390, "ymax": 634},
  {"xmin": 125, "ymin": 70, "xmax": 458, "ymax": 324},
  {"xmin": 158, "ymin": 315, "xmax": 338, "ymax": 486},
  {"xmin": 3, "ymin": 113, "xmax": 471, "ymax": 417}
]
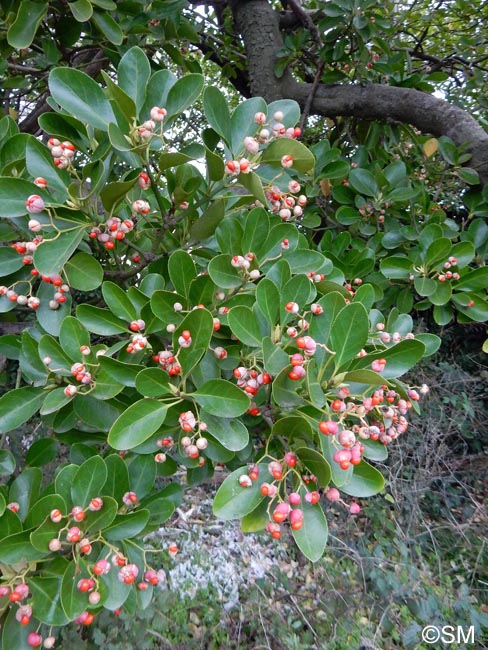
[{"xmin": 0, "ymin": 1, "xmax": 486, "ymax": 647}]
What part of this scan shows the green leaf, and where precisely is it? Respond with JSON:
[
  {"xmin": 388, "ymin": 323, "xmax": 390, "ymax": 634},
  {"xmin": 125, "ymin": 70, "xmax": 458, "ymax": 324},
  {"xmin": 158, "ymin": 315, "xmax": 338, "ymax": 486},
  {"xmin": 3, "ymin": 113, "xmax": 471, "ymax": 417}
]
[
  {"xmin": 190, "ymin": 199, "xmax": 225, "ymax": 240},
  {"xmin": 91, "ymin": 8, "xmax": 123, "ymax": 44},
  {"xmin": 256, "ymin": 278, "xmax": 280, "ymax": 326},
  {"xmin": 457, "ymin": 167, "xmax": 479, "ymax": 185},
  {"xmin": 228, "ymin": 305, "xmax": 263, "ymax": 347},
  {"xmin": 100, "ymin": 173, "xmax": 139, "ymax": 211},
  {"xmin": 261, "ymin": 138, "xmax": 315, "ymax": 173},
  {"xmin": 150, "ymin": 289, "xmax": 187, "ymax": 327},
  {"xmin": 173, "ymin": 307, "xmax": 214, "ymax": 377},
  {"xmin": 59, "ymin": 316, "xmax": 90, "ymax": 361},
  {"xmin": 166, "ymin": 74, "xmax": 205, "ymax": 119},
  {"xmin": 39, "ymin": 334, "xmax": 73, "ymax": 375},
  {"xmin": 76, "ymin": 304, "xmax": 127, "ymax": 335},
  {"xmin": 414, "ymin": 276, "xmax": 437, "ymax": 297},
  {"xmin": 49, "ymin": 67, "xmax": 116, "ymax": 131},
  {"xmin": 280, "ymin": 274, "xmax": 314, "ymax": 324},
  {"xmin": 168, "ymin": 250, "xmax": 197, "ymax": 297},
  {"xmin": 54, "ymin": 464, "xmax": 78, "ymax": 508},
  {"xmin": 25, "ymin": 439, "xmax": 58, "ymax": 466},
  {"xmin": 424, "ymin": 238, "xmax": 452, "ymax": 268},
  {"xmin": 200, "ymin": 412, "xmax": 249, "ymax": 451},
  {"xmin": 263, "ymin": 336, "xmax": 289, "ymax": 375},
  {"xmin": 282, "ymin": 248, "xmax": 332, "ymax": 275},
  {"xmin": 291, "ymin": 498, "xmax": 328, "ymax": 562},
  {"xmin": 208, "ymin": 254, "xmax": 243, "ymax": 289},
  {"xmin": 30, "ymin": 517, "xmax": 64, "ymax": 553},
  {"xmin": 380, "ymin": 256, "xmax": 412, "ymax": 280},
  {"xmin": 193, "ymin": 379, "xmax": 250, "ymax": 417},
  {"xmin": 0, "ymin": 450, "xmax": 16, "ymax": 475},
  {"xmin": 237, "ymin": 171, "xmax": 268, "ymax": 205},
  {"xmin": 64, "ymin": 252, "xmax": 103, "ymax": 290},
  {"xmin": 30, "ymin": 576, "xmax": 70, "ymax": 626},
  {"xmin": 330, "ymin": 303, "xmax": 369, "ymax": 369},
  {"xmin": 127, "ymin": 455, "xmax": 157, "ymax": 498},
  {"xmin": 103, "ymin": 509, "xmax": 150, "ymax": 541},
  {"xmin": 203, "ymin": 87, "xmax": 231, "ymax": 144},
  {"xmin": 0, "ymin": 177, "xmax": 49, "ymax": 217},
  {"xmin": 361, "ymin": 439, "xmax": 388, "ymax": 462},
  {"xmin": 296, "ymin": 447, "xmax": 331, "ymax": 487},
  {"xmin": 34, "ymin": 228, "xmax": 85, "ymax": 276},
  {"xmin": 213, "ymin": 463, "xmax": 271, "ymax": 520},
  {"xmin": 7, "ymin": 1, "xmax": 48, "ymax": 48},
  {"xmin": 0, "ymin": 508, "xmax": 22, "ymax": 540},
  {"xmin": 340, "ymin": 461, "xmax": 385, "ymax": 497},
  {"xmin": 71, "ymin": 456, "xmax": 108, "ymax": 508},
  {"xmin": 98, "ymin": 357, "xmax": 145, "ymax": 387},
  {"xmin": 0, "ymin": 247, "xmax": 24, "ymax": 276},
  {"xmin": 348, "ymin": 168, "xmax": 379, "ymax": 197},
  {"xmin": 24, "ymin": 494, "xmax": 66, "ymax": 529},
  {"xmin": 108, "ymin": 399, "xmax": 170, "ymax": 450},
  {"xmin": 69, "ymin": 0, "xmax": 93, "ymax": 21},
  {"xmin": 349, "ymin": 340, "xmax": 426, "ymax": 379},
  {"xmin": 272, "ymin": 366, "xmax": 306, "ymax": 408},
  {"xmin": 26, "ymin": 136, "xmax": 70, "ymax": 198},
  {"xmin": 0, "ymin": 387, "xmax": 44, "ymax": 434},
  {"xmin": 2, "ymin": 607, "xmax": 36, "ymax": 650},
  {"xmin": 135, "ymin": 368, "xmax": 173, "ymax": 397},
  {"xmin": 84, "ymin": 495, "xmax": 118, "ymax": 532},
  {"xmin": 73, "ymin": 394, "xmax": 123, "ymax": 431},
  {"xmin": 242, "ymin": 207, "xmax": 270, "ymax": 254},
  {"xmin": 102, "ymin": 281, "xmax": 137, "ymax": 321},
  {"xmin": 230, "ymin": 96, "xmax": 267, "ymax": 155},
  {"xmin": 0, "ymin": 529, "xmax": 46, "ymax": 564},
  {"xmin": 141, "ymin": 69, "xmax": 177, "ymax": 120},
  {"xmin": 61, "ymin": 559, "xmax": 91, "ymax": 620},
  {"xmin": 118, "ymin": 46, "xmax": 151, "ymax": 114},
  {"xmin": 104, "ymin": 454, "xmax": 130, "ymax": 503},
  {"xmin": 272, "ymin": 415, "xmax": 314, "ymax": 440}
]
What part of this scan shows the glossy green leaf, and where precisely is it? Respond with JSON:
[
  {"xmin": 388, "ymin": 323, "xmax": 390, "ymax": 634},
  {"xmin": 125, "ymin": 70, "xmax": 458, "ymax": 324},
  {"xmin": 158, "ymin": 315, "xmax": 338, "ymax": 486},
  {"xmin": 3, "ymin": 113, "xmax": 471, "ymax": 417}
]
[
  {"xmin": 91, "ymin": 8, "xmax": 123, "ymax": 44},
  {"xmin": 172, "ymin": 307, "xmax": 214, "ymax": 377},
  {"xmin": 291, "ymin": 498, "xmax": 328, "ymax": 562},
  {"xmin": 230, "ymin": 97, "xmax": 267, "ymax": 155},
  {"xmin": 296, "ymin": 447, "xmax": 331, "ymax": 487},
  {"xmin": 193, "ymin": 379, "xmax": 250, "ymax": 417},
  {"xmin": 208, "ymin": 254, "xmax": 243, "ymax": 288},
  {"xmin": 84, "ymin": 495, "xmax": 118, "ymax": 532},
  {"xmin": 168, "ymin": 250, "xmax": 197, "ymax": 297},
  {"xmin": 25, "ymin": 136, "xmax": 70, "ymax": 198},
  {"xmin": 213, "ymin": 463, "xmax": 271, "ymax": 520},
  {"xmin": 189, "ymin": 198, "xmax": 225, "ymax": 240},
  {"xmin": 263, "ymin": 336, "xmax": 289, "ymax": 375},
  {"xmin": 108, "ymin": 399, "xmax": 170, "ymax": 450},
  {"xmin": 166, "ymin": 74, "xmax": 205, "ymax": 118},
  {"xmin": 49, "ymin": 67, "xmax": 116, "ymax": 131},
  {"xmin": 118, "ymin": 46, "xmax": 151, "ymax": 114},
  {"xmin": 25, "ymin": 439, "xmax": 58, "ymax": 467},
  {"xmin": 0, "ymin": 450, "xmax": 16, "ymax": 475},
  {"xmin": 0, "ymin": 177, "xmax": 48, "ymax": 217},
  {"xmin": 203, "ymin": 86, "xmax": 231, "ymax": 144},
  {"xmin": 228, "ymin": 305, "xmax": 263, "ymax": 347},
  {"xmin": 237, "ymin": 171, "xmax": 268, "ymax": 204},
  {"xmin": 69, "ymin": 0, "xmax": 93, "ymax": 21},
  {"xmin": 199, "ymin": 412, "xmax": 249, "ymax": 451},
  {"xmin": 0, "ymin": 247, "xmax": 24, "ymax": 276},
  {"xmin": 256, "ymin": 278, "xmax": 280, "ymax": 325},
  {"xmin": 39, "ymin": 334, "xmax": 73, "ymax": 375},
  {"xmin": 340, "ymin": 461, "xmax": 385, "ymax": 497},
  {"xmin": 0, "ymin": 387, "xmax": 44, "ymax": 434},
  {"xmin": 64, "ymin": 252, "xmax": 103, "ymax": 291},
  {"xmin": 59, "ymin": 316, "xmax": 90, "ymax": 361},
  {"xmin": 135, "ymin": 368, "xmax": 173, "ymax": 397},
  {"xmin": 348, "ymin": 168, "xmax": 379, "ymax": 197},
  {"xmin": 103, "ymin": 509, "xmax": 150, "ymax": 541},
  {"xmin": 261, "ymin": 138, "xmax": 315, "ymax": 173},
  {"xmin": 61, "ymin": 559, "xmax": 91, "ymax": 620},
  {"xmin": 102, "ymin": 281, "xmax": 137, "ymax": 321},
  {"xmin": 24, "ymin": 494, "xmax": 66, "ymax": 529},
  {"xmin": 30, "ymin": 576, "xmax": 70, "ymax": 626},
  {"xmin": 71, "ymin": 455, "xmax": 107, "ymax": 508},
  {"xmin": 361, "ymin": 439, "xmax": 388, "ymax": 461},
  {"xmin": 7, "ymin": 1, "xmax": 48, "ymax": 48},
  {"xmin": 330, "ymin": 303, "xmax": 369, "ymax": 369},
  {"xmin": 272, "ymin": 366, "xmax": 306, "ymax": 408},
  {"xmin": 380, "ymin": 256, "xmax": 412, "ymax": 280},
  {"xmin": 76, "ymin": 304, "xmax": 127, "ymax": 334},
  {"xmin": 104, "ymin": 454, "xmax": 130, "ymax": 503},
  {"xmin": 127, "ymin": 454, "xmax": 157, "ymax": 499},
  {"xmin": 33, "ymin": 228, "xmax": 85, "ymax": 276}
]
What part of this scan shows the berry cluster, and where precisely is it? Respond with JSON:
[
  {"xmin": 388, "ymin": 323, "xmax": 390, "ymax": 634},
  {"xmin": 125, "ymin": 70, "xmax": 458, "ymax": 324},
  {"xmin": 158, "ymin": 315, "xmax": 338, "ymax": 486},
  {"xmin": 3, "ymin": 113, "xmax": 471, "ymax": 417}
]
[
  {"xmin": 89, "ymin": 215, "xmax": 135, "ymax": 251},
  {"xmin": 178, "ymin": 411, "xmax": 208, "ymax": 463},
  {"xmin": 233, "ymin": 366, "xmax": 272, "ymax": 397},
  {"xmin": 266, "ymin": 180, "xmax": 307, "ymax": 221},
  {"xmin": 47, "ymin": 138, "xmax": 76, "ymax": 169}
]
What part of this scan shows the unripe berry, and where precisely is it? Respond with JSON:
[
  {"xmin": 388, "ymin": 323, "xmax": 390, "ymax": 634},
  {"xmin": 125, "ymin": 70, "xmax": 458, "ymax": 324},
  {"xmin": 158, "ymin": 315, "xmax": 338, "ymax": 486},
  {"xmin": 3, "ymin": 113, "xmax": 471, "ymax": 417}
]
[
  {"xmin": 49, "ymin": 538, "xmax": 62, "ymax": 551},
  {"xmin": 288, "ymin": 492, "xmax": 301, "ymax": 505},
  {"xmin": 26, "ymin": 195, "xmax": 45, "ymax": 214},
  {"xmin": 319, "ymin": 420, "xmax": 338, "ymax": 435},
  {"xmin": 43, "ymin": 637, "xmax": 56, "ymax": 649},
  {"xmin": 349, "ymin": 502, "xmax": 361, "ymax": 514},
  {"xmin": 27, "ymin": 632, "xmax": 43, "ymax": 647},
  {"xmin": 326, "ymin": 487, "xmax": 340, "ymax": 502},
  {"xmin": 272, "ymin": 502, "xmax": 291, "ymax": 523}
]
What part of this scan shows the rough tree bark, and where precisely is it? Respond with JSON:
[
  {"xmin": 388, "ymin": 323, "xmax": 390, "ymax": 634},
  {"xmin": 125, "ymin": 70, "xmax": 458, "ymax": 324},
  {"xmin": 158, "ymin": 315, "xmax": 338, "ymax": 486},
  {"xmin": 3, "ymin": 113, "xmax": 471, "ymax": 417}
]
[{"xmin": 229, "ymin": 0, "xmax": 488, "ymax": 185}]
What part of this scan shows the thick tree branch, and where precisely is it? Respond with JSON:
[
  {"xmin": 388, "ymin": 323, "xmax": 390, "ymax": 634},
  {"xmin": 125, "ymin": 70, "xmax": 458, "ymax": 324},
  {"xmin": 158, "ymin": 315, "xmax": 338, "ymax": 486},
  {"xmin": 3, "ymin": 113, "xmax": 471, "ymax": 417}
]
[{"xmin": 230, "ymin": 0, "xmax": 488, "ymax": 185}]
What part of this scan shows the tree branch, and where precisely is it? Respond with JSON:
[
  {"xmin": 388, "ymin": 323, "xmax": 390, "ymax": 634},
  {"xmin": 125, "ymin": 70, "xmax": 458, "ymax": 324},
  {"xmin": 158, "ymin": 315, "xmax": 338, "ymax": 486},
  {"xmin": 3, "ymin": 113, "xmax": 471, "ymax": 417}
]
[{"xmin": 230, "ymin": 0, "xmax": 488, "ymax": 185}]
